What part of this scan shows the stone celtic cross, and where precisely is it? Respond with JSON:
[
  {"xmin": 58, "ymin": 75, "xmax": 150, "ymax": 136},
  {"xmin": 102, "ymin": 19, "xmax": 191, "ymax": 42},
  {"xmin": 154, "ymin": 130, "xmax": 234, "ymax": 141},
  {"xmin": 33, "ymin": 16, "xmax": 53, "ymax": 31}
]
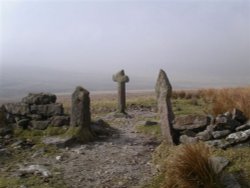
[{"xmin": 112, "ymin": 70, "xmax": 129, "ymax": 113}]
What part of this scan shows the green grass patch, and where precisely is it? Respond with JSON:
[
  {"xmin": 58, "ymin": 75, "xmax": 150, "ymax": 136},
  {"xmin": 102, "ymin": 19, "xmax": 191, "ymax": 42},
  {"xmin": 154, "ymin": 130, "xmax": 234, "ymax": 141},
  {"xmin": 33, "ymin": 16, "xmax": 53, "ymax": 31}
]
[
  {"xmin": 213, "ymin": 147, "xmax": 250, "ymax": 186},
  {"xmin": 136, "ymin": 125, "xmax": 161, "ymax": 139},
  {"xmin": 0, "ymin": 175, "xmax": 67, "ymax": 188},
  {"xmin": 172, "ymin": 98, "xmax": 207, "ymax": 116}
]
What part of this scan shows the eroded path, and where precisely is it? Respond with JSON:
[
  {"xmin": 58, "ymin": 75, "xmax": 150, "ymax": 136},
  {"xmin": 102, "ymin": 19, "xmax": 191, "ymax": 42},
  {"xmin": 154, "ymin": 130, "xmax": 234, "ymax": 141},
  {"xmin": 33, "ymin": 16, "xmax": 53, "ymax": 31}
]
[{"xmin": 60, "ymin": 110, "xmax": 159, "ymax": 188}]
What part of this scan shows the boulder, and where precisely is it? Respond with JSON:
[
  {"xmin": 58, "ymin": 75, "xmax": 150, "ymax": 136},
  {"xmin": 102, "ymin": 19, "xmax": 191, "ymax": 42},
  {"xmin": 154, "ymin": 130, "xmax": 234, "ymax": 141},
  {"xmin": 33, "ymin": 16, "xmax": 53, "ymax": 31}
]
[
  {"xmin": 30, "ymin": 103, "xmax": 63, "ymax": 117},
  {"xmin": 22, "ymin": 93, "xmax": 56, "ymax": 105},
  {"xmin": 173, "ymin": 115, "xmax": 211, "ymax": 132},
  {"xmin": 31, "ymin": 120, "xmax": 49, "ymax": 130},
  {"xmin": 4, "ymin": 103, "xmax": 30, "ymax": 115},
  {"xmin": 235, "ymin": 123, "xmax": 250, "ymax": 132},
  {"xmin": 180, "ymin": 129, "xmax": 197, "ymax": 137},
  {"xmin": 215, "ymin": 114, "xmax": 241, "ymax": 131},
  {"xmin": 50, "ymin": 116, "xmax": 70, "ymax": 127},
  {"xmin": 196, "ymin": 130, "xmax": 212, "ymax": 141},
  {"xmin": 91, "ymin": 119, "xmax": 116, "ymax": 136},
  {"xmin": 144, "ymin": 120, "xmax": 158, "ymax": 126},
  {"xmin": 26, "ymin": 114, "xmax": 43, "ymax": 121},
  {"xmin": 209, "ymin": 156, "xmax": 229, "ymax": 174},
  {"xmin": 179, "ymin": 135, "xmax": 198, "ymax": 144},
  {"xmin": 220, "ymin": 173, "xmax": 241, "ymax": 188},
  {"xmin": 232, "ymin": 108, "xmax": 247, "ymax": 124},
  {"xmin": 212, "ymin": 130, "xmax": 231, "ymax": 139},
  {"xmin": 17, "ymin": 119, "xmax": 30, "ymax": 129},
  {"xmin": 226, "ymin": 129, "xmax": 250, "ymax": 144},
  {"xmin": 205, "ymin": 139, "xmax": 231, "ymax": 149}
]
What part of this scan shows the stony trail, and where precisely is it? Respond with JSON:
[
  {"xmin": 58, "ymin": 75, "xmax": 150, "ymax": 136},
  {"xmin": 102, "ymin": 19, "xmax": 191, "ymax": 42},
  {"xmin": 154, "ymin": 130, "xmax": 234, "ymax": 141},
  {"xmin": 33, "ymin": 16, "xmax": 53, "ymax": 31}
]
[{"xmin": 57, "ymin": 110, "xmax": 159, "ymax": 188}]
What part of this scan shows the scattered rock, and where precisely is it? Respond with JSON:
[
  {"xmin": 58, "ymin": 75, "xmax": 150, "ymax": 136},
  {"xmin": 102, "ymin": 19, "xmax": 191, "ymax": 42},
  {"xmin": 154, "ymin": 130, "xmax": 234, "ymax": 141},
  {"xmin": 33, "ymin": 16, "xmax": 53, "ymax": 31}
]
[
  {"xmin": 144, "ymin": 120, "xmax": 158, "ymax": 126},
  {"xmin": 4, "ymin": 103, "xmax": 30, "ymax": 116},
  {"xmin": 50, "ymin": 116, "xmax": 70, "ymax": 127},
  {"xmin": 31, "ymin": 120, "xmax": 49, "ymax": 130},
  {"xmin": 212, "ymin": 130, "xmax": 231, "ymax": 139},
  {"xmin": 91, "ymin": 119, "xmax": 116, "ymax": 136},
  {"xmin": 17, "ymin": 119, "xmax": 30, "ymax": 129},
  {"xmin": 42, "ymin": 136, "xmax": 75, "ymax": 148},
  {"xmin": 196, "ymin": 129, "xmax": 212, "ymax": 141},
  {"xmin": 22, "ymin": 93, "xmax": 57, "ymax": 105},
  {"xmin": 205, "ymin": 139, "xmax": 231, "ymax": 149},
  {"xmin": 30, "ymin": 104, "xmax": 63, "ymax": 117},
  {"xmin": 180, "ymin": 129, "xmax": 196, "ymax": 137},
  {"xmin": 19, "ymin": 164, "xmax": 51, "ymax": 178},
  {"xmin": 220, "ymin": 173, "xmax": 241, "ymax": 188},
  {"xmin": 226, "ymin": 129, "xmax": 250, "ymax": 144},
  {"xmin": 235, "ymin": 123, "xmax": 250, "ymax": 132},
  {"xmin": 209, "ymin": 156, "xmax": 229, "ymax": 174},
  {"xmin": 179, "ymin": 135, "xmax": 198, "ymax": 144},
  {"xmin": 215, "ymin": 114, "xmax": 241, "ymax": 131},
  {"xmin": 173, "ymin": 115, "xmax": 211, "ymax": 132},
  {"xmin": 232, "ymin": 108, "xmax": 247, "ymax": 124}
]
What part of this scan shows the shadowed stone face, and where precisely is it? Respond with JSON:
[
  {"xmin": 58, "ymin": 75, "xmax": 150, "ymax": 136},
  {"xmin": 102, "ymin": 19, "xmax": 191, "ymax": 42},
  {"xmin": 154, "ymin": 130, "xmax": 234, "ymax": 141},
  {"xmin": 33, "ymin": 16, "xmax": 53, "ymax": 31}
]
[
  {"xmin": 70, "ymin": 86, "xmax": 91, "ymax": 128},
  {"xmin": 112, "ymin": 70, "xmax": 129, "ymax": 113},
  {"xmin": 155, "ymin": 69, "xmax": 177, "ymax": 144}
]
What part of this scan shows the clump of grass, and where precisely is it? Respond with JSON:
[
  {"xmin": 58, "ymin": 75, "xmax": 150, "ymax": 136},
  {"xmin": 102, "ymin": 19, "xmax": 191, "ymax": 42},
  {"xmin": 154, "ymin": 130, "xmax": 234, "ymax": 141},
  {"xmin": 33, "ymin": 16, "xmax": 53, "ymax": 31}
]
[{"xmin": 164, "ymin": 143, "xmax": 223, "ymax": 188}]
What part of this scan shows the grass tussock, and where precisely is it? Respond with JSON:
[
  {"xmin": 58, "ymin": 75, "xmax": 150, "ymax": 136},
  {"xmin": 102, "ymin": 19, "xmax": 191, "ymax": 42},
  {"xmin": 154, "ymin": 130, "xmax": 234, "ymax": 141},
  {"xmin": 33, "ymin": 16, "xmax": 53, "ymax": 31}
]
[
  {"xmin": 164, "ymin": 143, "xmax": 223, "ymax": 188},
  {"xmin": 200, "ymin": 87, "xmax": 250, "ymax": 118}
]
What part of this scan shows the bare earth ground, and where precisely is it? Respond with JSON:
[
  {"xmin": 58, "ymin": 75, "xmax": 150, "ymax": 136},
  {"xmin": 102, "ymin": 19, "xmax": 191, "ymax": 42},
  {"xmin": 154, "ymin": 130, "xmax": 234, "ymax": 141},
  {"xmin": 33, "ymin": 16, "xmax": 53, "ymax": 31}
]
[
  {"xmin": 1, "ymin": 91, "xmax": 160, "ymax": 187},
  {"xmin": 26, "ymin": 109, "xmax": 159, "ymax": 188}
]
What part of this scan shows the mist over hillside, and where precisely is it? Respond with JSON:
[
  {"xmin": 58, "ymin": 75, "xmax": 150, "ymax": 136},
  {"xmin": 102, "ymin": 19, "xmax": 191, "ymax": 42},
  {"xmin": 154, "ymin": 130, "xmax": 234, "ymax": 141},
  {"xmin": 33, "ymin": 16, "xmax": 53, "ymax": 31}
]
[{"xmin": 1, "ymin": 64, "xmax": 249, "ymax": 100}]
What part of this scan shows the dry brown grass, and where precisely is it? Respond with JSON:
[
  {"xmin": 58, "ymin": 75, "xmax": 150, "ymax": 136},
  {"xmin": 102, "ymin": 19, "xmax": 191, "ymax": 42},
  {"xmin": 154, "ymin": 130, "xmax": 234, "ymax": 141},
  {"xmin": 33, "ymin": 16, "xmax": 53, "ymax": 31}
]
[
  {"xmin": 200, "ymin": 87, "xmax": 250, "ymax": 118},
  {"xmin": 164, "ymin": 143, "xmax": 222, "ymax": 188}
]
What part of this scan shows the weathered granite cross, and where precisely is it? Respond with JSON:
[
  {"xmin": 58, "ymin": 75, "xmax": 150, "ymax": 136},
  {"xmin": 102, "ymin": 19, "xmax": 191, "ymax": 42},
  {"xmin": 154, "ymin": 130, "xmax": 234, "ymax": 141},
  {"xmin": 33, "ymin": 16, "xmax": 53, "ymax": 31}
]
[{"xmin": 112, "ymin": 70, "xmax": 129, "ymax": 113}]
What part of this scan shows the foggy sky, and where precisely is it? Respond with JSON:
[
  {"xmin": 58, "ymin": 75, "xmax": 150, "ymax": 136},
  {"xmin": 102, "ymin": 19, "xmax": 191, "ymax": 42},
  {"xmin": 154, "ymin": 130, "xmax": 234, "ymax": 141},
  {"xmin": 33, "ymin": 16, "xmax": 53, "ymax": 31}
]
[{"xmin": 1, "ymin": 0, "xmax": 250, "ymax": 98}]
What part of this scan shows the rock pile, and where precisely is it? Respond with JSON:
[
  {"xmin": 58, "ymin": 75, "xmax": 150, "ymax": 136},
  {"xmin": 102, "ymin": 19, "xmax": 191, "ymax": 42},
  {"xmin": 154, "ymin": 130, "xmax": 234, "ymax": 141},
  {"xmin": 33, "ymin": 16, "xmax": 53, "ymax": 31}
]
[
  {"xmin": 175, "ymin": 108, "xmax": 250, "ymax": 148},
  {"xmin": 3, "ymin": 93, "xmax": 70, "ymax": 131}
]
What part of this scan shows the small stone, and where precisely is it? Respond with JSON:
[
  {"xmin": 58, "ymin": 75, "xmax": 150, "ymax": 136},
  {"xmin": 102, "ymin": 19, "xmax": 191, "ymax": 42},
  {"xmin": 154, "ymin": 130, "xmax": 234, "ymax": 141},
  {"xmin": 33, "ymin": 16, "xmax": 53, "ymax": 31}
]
[
  {"xmin": 19, "ymin": 164, "xmax": 51, "ymax": 178},
  {"xmin": 179, "ymin": 135, "xmax": 198, "ymax": 144},
  {"xmin": 56, "ymin": 156, "xmax": 62, "ymax": 161},
  {"xmin": 220, "ymin": 173, "xmax": 241, "ymax": 188},
  {"xmin": 209, "ymin": 156, "xmax": 229, "ymax": 174}
]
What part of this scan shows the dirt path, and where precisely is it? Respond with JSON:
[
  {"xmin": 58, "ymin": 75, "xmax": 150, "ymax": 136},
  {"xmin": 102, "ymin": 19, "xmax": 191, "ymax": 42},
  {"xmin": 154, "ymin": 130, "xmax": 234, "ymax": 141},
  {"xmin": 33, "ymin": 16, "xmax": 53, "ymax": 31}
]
[{"xmin": 59, "ymin": 110, "xmax": 159, "ymax": 188}]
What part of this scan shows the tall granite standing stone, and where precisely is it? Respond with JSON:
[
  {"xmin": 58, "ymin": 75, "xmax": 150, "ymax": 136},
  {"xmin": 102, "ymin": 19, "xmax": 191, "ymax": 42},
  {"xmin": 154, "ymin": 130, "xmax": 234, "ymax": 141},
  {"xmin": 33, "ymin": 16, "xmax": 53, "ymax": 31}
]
[
  {"xmin": 112, "ymin": 70, "xmax": 129, "ymax": 113},
  {"xmin": 69, "ymin": 86, "xmax": 93, "ymax": 141},
  {"xmin": 155, "ymin": 69, "xmax": 178, "ymax": 144}
]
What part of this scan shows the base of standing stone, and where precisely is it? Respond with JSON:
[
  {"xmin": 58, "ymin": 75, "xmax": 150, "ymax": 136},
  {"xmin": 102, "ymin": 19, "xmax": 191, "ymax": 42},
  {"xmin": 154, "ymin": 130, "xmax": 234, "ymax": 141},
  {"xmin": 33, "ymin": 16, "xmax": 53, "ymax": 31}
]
[{"xmin": 64, "ymin": 126, "xmax": 94, "ymax": 143}]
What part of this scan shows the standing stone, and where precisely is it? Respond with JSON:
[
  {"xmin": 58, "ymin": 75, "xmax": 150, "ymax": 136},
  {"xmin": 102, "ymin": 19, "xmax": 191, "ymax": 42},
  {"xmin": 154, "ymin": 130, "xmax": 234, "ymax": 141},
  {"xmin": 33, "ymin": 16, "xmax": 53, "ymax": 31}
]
[
  {"xmin": 155, "ymin": 69, "xmax": 177, "ymax": 144},
  {"xmin": 112, "ymin": 70, "xmax": 129, "ymax": 113},
  {"xmin": 69, "ymin": 86, "xmax": 93, "ymax": 142}
]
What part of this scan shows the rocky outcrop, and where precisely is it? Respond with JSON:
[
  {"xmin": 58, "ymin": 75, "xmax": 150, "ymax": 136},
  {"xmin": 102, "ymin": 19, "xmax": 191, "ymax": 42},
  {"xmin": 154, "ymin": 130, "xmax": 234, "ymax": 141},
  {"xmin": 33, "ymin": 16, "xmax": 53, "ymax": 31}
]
[
  {"xmin": 3, "ymin": 93, "xmax": 69, "ymax": 130},
  {"xmin": 176, "ymin": 108, "xmax": 250, "ymax": 148}
]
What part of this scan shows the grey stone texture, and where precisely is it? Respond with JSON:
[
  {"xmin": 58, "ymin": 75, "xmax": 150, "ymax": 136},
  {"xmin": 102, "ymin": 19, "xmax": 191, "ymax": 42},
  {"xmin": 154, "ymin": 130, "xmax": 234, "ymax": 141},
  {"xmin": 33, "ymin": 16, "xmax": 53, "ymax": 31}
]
[
  {"xmin": 112, "ymin": 70, "xmax": 129, "ymax": 113},
  {"xmin": 155, "ymin": 69, "xmax": 177, "ymax": 144},
  {"xmin": 70, "ymin": 86, "xmax": 91, "ymax": 128}
]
